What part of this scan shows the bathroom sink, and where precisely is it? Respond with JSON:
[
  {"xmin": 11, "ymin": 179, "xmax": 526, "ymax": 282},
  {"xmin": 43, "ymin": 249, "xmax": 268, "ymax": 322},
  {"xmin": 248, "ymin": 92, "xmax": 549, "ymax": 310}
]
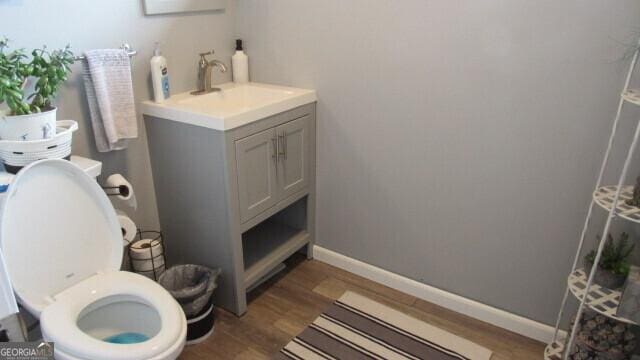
[{"xmin": 141, "ymin": 83, "xmax": 317, "ymax": 131}]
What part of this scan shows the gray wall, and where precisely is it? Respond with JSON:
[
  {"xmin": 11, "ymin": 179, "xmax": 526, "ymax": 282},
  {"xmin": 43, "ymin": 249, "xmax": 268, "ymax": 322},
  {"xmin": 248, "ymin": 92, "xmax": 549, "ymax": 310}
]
[
  {"xmin": 0, "ymin": 0, "xmax": 235, "ymax": 228},
  {"xmin": 236, "ymin": 0, "xmax": 640, "ymax": 324},
  {"xmin": 4, "ymin": 0, "xmax": 640, "ymax": 327}
]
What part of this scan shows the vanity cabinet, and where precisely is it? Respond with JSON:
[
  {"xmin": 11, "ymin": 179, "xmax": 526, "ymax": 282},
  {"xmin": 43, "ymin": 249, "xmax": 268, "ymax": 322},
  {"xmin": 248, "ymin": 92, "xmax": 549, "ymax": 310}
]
[
  {"xmin": 145, "ymin": 103, "xmax": 316, "ymax": 316},
  {"xmin": 235, "ymin": 128, "xmax": 279, "ymax": 221},
  {"xmin": 236, "ymin": 115, "xmax": 311, "ymax": 223},
  {"xmin": 278, "ymin": 116, "xmax": 311, "ymax": 198}
]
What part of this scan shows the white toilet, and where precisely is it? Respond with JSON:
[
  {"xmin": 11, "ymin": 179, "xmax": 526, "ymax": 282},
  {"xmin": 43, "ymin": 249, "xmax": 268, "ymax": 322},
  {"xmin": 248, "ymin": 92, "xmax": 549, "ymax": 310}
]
[{"xmin": 0, "ymin": 160, "xmax": 186, "ymax": 360}]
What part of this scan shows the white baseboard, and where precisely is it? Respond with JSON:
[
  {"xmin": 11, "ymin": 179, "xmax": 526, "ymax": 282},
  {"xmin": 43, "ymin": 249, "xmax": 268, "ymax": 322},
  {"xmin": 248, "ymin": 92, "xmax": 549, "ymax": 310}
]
[{"xmin": 313, "ymin": 245, "xmax": 561, "ymax": 344}]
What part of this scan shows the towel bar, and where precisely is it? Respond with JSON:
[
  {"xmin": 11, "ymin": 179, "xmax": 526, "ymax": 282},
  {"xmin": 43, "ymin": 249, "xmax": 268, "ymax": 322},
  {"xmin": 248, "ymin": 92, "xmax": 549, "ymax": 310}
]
[{"xmin": 74, "ymin": 43, "xmax": 137, "ymax": 61}]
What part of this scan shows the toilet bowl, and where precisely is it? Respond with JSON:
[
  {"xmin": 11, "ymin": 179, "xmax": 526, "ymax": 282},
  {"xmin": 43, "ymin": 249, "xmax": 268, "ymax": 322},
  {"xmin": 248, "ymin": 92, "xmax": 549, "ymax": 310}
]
[{"xmin": 0, "ymin": 160, "xmax": 186, "ymax": 360}]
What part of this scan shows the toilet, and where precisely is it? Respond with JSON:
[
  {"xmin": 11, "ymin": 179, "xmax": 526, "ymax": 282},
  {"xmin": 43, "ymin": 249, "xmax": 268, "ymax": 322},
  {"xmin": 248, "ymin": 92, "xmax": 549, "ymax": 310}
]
[{"xmin": 0, "ymin": 160, "xmax": 186, "ymax": 360}]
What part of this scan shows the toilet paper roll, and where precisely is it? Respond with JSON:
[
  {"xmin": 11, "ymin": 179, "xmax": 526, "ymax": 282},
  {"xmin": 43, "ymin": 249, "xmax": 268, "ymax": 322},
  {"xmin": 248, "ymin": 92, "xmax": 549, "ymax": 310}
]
[
  {"xmin": 132, "ymin": 257, "xmax": 166, "ymax": 272},
  {"xmin": 129, "ymin": 238, "xmax": 164, "ymax": 260},
  {"xmin": 136, "ymin": 265, "xmax": 166, "ymax": 280},
  {"xmin": 116, "ymin": 210, "xmax": 137, "ymax": 244},
  {"xmin": 105, "ymin": 174, "xmax": 137, "ymax": 209},
  {"xmin": 130, "ymin": 238, "xmax": 165, "ymax": 276}
]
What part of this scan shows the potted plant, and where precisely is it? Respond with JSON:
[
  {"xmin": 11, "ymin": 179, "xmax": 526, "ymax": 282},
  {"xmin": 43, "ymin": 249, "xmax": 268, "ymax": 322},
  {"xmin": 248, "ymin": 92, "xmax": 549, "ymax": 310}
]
[
  {"xmin": 584, "ymin": 232, "xmax": 635, "ymax": 289},
  {"xmin": 0, "ymin": 37, "xmax": 74, "ymax": 140}
]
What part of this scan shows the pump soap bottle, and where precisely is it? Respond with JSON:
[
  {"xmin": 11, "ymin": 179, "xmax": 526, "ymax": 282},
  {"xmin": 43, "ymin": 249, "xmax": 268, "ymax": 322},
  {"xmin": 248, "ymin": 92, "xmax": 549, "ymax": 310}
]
[
  {"xmin": 150, "ymin": 43, "xmax": 170, "ymax": 102},
  {"xmin": 232, "ymin": 39, "xmax": 249, "ymax": 84}
]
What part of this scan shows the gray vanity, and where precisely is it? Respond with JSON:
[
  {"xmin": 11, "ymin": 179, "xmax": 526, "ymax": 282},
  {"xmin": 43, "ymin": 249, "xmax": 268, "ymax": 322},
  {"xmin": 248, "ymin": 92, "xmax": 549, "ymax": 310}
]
[{"xmin": 142, "ymin": 83, "xmax": 317, "ymax": 315}]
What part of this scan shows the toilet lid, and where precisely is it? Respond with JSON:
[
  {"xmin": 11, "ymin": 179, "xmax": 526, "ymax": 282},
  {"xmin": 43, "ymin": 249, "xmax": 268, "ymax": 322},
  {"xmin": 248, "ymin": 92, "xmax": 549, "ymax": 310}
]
[{"xmin": 0, "ymin": 160, "xmax": 123, "ymax": 314}]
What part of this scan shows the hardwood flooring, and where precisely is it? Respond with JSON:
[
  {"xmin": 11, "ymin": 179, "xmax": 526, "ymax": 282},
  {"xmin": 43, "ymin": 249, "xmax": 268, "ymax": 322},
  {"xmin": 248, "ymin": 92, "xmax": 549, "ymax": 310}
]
[{"xmin": 180, "ymin": 255, "xmax": 545, "ymax": 359}]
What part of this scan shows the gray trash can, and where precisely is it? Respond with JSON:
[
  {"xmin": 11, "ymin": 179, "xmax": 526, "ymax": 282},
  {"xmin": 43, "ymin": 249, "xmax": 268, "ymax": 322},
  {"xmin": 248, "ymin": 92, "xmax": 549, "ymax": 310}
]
[{"xmin": 158, "ymin": 265, "xmax": 221, "ymax": 344}]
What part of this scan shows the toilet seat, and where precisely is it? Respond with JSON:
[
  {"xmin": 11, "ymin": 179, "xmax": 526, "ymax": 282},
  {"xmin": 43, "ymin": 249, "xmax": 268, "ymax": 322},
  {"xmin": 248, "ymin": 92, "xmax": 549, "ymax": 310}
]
[
  {"xmin": 0, "ymin": 159, "xmax": 124, "ymax": 316},
  {"xmin": 40, "ymin": 271, "xmax": 186, "ymax": 360}
]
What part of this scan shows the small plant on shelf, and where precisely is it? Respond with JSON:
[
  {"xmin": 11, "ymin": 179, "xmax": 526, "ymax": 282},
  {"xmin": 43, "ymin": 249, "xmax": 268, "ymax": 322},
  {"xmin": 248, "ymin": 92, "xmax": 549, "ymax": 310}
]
[
  {"xmin": 585, "ymin": 232, "xmax": 635, "ymax": 289},
  {"xmin": 627, "ymin": 176, "xmax": 640, "ymax": 207}
]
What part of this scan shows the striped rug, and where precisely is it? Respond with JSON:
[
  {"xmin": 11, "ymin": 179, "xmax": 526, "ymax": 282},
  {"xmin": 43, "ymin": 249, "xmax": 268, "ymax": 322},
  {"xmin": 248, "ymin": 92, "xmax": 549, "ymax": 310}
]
[{"xmin": 277, "ymin": 291, "xmax": 492, "ymax": 360}]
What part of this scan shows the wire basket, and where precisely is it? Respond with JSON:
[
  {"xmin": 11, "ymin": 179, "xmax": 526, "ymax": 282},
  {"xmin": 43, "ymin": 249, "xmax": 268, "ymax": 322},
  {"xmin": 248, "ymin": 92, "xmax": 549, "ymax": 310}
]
[{"xmin": 126, "ymin": 230, "xmax": 167, "ymax": 281}]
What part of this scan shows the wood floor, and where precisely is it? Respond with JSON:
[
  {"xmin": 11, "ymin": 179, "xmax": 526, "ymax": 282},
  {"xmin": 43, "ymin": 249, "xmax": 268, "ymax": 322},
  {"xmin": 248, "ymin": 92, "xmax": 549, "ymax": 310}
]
[{"xmin": 180, "ymin": 254, "xmax": 545, "ymax": 359}]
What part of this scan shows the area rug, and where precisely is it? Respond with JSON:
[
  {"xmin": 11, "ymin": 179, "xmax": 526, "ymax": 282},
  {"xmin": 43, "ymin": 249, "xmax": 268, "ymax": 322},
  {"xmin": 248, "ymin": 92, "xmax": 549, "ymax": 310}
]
[{"xmin": 277, "ymin": 291, "xmax": 492, "ymax": 360}]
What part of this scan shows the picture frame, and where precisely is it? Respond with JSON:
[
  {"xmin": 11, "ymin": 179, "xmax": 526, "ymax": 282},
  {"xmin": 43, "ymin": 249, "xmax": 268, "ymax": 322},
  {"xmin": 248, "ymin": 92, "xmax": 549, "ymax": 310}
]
[{"xmin": 143, "ymin": 0, "xmax": 226, "ymax": 15}]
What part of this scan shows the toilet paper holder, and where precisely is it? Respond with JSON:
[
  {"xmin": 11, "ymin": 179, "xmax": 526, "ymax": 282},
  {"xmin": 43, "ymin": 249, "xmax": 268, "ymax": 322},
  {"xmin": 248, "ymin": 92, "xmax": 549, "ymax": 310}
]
[
  {"xmin": 126, "ymin": 230, "xmax": 167, "ymax": 282},
  {"xmin": 101, "ymin": 174, "xmax": 137, "ymax": 210},
  {"xmin": 102, "ymin": 185, "xmax": 130, "ymax": 198}
]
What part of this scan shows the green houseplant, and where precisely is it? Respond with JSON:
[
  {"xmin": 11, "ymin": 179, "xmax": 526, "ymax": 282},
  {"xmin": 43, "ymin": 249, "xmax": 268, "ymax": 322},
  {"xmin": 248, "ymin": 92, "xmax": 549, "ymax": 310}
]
[
  {"xmin": 584, "ymin": 232, "xmax": 635, "ymax": 289},
  {"xmin": 0, "ymin": 37, "xmax": 74, "ymax": 140}
]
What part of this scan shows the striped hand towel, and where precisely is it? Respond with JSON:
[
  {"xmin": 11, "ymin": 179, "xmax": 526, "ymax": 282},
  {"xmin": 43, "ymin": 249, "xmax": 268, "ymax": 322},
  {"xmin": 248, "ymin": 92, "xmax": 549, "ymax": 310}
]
[{"xmin": 83, "ymin": 49, "xmax": 137, "ymax": 152}]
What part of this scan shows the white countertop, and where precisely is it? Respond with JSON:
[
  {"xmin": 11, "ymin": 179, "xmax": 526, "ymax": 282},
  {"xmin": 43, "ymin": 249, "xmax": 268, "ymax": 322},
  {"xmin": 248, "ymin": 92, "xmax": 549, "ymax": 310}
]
[{"xmin": 141, "ymin": 82, "xmax": 317, "ymax": 131}]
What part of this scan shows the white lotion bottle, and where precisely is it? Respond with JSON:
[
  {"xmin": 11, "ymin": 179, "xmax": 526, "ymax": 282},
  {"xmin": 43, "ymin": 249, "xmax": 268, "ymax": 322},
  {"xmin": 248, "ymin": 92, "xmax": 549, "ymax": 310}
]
[
  {"xmin": 232, "ymin": 39, "xmax": 249, "ymax": 84},
  {"xmin": 150, "ymin": 43, "xmax": 170, "ymax": 102}
]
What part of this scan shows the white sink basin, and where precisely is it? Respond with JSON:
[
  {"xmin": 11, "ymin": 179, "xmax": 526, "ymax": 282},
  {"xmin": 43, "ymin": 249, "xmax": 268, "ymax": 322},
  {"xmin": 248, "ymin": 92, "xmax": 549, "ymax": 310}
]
[{"xmin": 141, "ymin": 83, "xmax": 317, "ymax": 131}]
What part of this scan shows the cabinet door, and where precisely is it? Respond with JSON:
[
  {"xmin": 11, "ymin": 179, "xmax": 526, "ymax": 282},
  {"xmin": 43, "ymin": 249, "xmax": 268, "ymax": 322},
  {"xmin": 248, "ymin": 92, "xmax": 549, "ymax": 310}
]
[
  {"xmin": 276, "ymin": 115, "xmax": 310, "ymax": 199},
  {"xmin": 235, "ymin": 128, "xmax": 278, "ymax": 222}
]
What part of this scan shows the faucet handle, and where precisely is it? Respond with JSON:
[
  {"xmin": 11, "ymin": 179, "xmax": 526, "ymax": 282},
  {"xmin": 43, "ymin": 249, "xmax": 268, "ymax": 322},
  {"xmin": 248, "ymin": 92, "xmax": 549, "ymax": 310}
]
[{"xmin": 198, "ymin": 50, "xmax": 214, "ymax": 58}]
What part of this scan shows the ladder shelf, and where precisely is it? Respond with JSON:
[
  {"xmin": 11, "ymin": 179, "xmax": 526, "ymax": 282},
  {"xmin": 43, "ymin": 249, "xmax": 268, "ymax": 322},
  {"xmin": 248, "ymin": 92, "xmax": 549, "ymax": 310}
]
[{"xmin": 548, "ymin": 40, "xmax": 640, "ymax": 360}]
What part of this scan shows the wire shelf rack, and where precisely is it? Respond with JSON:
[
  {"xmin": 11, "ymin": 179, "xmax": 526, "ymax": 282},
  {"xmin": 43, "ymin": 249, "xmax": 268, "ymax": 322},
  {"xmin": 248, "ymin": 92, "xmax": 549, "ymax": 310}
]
[
  {"xmin": 593, "ymin": 185, "xmax": 640, "ymax": 224},
  {"xmin": 622, "ymin": 89, "xmax": 640, "ymax": 106},
  {"xmin": 567, "ymin": 269, "xmax": 637, "ymax": 325},
  {"xmin": 544, "ymin": 341, "xmax": 563, "ymax": 360}
]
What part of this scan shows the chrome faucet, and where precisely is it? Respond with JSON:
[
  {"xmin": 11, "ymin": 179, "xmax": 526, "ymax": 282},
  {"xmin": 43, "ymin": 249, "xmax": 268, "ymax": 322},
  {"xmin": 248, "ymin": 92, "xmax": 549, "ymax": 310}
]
[{"xmin": 191, "ymin": 50, "xmax": 228, "ymax": 95}]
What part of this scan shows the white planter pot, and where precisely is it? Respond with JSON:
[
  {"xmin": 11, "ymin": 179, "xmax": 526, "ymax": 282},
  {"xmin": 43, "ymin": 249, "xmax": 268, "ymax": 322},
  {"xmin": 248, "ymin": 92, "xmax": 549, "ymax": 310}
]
[{"xmin": 0, "ymin": 108, "xmax": 57, "ymax": 141}]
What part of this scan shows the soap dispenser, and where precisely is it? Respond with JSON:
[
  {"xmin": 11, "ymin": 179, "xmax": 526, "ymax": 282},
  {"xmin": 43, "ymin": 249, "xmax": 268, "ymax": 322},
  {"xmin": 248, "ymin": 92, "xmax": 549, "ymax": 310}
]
[
  {"xmin": 150, "ymin": 43, "xmax": 170, "ymax": 103},
  {"xmin": 232, "ymin": 39, "xmax": 249, "ymax": 84}
]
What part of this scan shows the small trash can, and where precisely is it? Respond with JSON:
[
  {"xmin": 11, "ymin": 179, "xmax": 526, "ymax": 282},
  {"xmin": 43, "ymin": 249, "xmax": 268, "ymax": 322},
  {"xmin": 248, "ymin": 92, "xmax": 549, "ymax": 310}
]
[{"xmin": 158, "ymin": 265, "xmax": 221, "ymax": 345}]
